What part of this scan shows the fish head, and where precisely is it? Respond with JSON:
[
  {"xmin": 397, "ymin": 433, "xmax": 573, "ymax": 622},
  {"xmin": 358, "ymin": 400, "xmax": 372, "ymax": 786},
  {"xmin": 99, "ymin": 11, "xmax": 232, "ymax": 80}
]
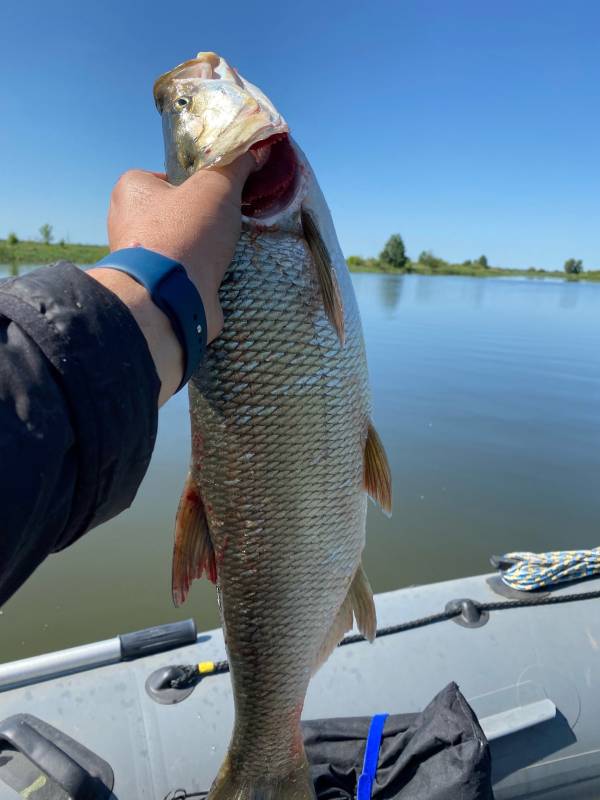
[{"xmin": 154, "ymin": 52, "xmax": 303, "ymax": 221}]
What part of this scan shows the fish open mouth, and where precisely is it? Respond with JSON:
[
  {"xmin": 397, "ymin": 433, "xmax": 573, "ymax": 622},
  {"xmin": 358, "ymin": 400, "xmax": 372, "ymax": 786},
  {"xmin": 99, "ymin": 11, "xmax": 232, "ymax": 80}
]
[{"xmin": 242, "ymin": 134, "xmax": 298, "ymax": 218}]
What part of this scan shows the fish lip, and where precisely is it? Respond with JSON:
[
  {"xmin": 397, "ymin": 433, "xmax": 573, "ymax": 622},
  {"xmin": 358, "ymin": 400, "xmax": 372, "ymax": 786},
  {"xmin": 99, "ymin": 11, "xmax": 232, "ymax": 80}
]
[{"xmin": 209, "ymin": 123, "xmax": 289, "ymax": 170}]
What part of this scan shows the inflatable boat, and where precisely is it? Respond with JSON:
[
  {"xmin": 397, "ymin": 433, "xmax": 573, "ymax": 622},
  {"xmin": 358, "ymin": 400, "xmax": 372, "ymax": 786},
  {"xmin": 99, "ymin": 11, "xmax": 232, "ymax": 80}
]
[{"xmin": 0, "ymin": 570, "xmax": 598, "ymax": 799}]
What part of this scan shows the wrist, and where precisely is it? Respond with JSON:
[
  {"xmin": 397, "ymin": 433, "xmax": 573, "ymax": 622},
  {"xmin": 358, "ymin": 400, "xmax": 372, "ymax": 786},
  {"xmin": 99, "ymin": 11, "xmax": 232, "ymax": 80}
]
[
  {"xmin": 188, "ymin": 280, "xmax": 222, "ymax": 343},
  {"xmin": 105, "ymin": 242, "xmax": 224, "ymax": 344},
  {"xmin": 88, "ymin": 267, "xmax": 183, "ymax": 405},
  {"xmin": 94, "ymin": 247, "xmax": 208, "ymax": 399}
]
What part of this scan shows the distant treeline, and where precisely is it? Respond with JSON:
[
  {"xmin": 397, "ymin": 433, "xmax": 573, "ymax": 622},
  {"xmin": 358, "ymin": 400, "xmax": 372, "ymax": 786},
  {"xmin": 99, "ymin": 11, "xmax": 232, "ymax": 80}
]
[
  {"xmin": 347, "ymin": 234, "xmax": 599, "ymax": 281},
  {"xmin": 2, "ymin": 227, "xmax": 598, "ymax": 283}
]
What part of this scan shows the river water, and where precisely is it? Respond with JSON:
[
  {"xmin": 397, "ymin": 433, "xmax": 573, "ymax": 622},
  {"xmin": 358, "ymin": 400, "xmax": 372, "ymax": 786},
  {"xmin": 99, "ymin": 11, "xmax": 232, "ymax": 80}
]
[{"xmin": 1, "ymin": 268, "xmax": 599, "ymax": 661}]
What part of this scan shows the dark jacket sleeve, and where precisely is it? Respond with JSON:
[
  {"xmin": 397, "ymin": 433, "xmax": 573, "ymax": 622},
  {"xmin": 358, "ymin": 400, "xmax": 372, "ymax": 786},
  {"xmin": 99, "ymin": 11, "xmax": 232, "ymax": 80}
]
[{"xmin": 0, "ymin": 262, "xmax": 160, "ymax": 606}]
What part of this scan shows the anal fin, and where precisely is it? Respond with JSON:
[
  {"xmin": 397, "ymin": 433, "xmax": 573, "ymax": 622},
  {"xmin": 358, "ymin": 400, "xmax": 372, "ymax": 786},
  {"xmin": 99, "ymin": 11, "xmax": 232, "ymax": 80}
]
[
  {"xmin": 364, "ymin": 421, "xmax": 392, "ymax": 515},
  {"xmin": 301, "ymin": 208, "xmax": 345, "ymax": 345},
  {"xmin": 172, "ymin": 473, "xmax": 217, "ymax": 607},
  {"xmin": 313, "ymin": 563, "xmax": 377, "ymax": 672},
  {"xmin": 349, "ymin": 562, "xmax": 377, "ymax": 642},
  {"xmin": 312, "ymin": 590, "xmax": 353, "ymax": 673}
]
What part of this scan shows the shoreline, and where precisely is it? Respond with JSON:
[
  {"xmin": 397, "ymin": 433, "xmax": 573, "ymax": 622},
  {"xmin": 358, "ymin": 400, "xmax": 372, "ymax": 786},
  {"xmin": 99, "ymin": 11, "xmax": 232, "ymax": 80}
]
[
  {"xmin": 347, "ymin": 262, "xmax": 600, "ymax": 282},
  {"xmin": 1, "ymin": 240, "xmax": 598, "ymax": 283}
]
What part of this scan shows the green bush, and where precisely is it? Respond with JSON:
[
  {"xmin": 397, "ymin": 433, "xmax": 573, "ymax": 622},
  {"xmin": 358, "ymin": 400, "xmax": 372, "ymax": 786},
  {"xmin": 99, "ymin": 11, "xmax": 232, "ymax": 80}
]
[
  {"xmin": 39, "ymin": 223, "xmax": 54, "ymax": 245},
  {"xmin": 379, "ymin": 234, "xmax": 408, "ymax": 270},
  {"xmin": 347, "ymin": 255, "xmax": 366, "ymax": 268},
  {"xmin": 418, "ymin": 250, "xmax": 446, "ymax": 270},
  {"xmin": 564, "ymin": 258, "xmax": 583, "ymax": 274}
]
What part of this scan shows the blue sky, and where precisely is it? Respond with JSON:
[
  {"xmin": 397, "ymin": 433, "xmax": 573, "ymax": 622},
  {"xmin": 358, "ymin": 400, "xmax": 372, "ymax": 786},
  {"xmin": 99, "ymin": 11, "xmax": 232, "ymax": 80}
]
[{"xmin": 2, "ymin": 0, "xmax": 599, "ymax": 268}]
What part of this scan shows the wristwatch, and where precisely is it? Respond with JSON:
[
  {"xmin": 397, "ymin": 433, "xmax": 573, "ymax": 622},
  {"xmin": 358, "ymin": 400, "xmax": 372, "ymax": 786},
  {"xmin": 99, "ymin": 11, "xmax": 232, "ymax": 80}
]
[{"xmin": 95, "ymin": 247, "xmax": 207, "ymax": 392}]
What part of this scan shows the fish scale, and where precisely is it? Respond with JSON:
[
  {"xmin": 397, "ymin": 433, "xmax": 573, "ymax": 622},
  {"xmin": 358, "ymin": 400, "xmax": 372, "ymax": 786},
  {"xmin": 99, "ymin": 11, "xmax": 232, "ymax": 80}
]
[
  {"xmin": 157, "ymin": 51, "xmax": 391, "ymax": 800},
  {"xmin": 187, "ymin": 226, "xmax": 368, "ymax": 781}
]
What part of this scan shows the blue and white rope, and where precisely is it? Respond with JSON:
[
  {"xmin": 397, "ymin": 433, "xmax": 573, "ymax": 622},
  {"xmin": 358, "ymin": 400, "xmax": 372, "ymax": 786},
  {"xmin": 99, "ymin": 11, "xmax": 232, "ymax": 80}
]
[{"xmin": 499, "ymin": 547, "xmax": 600, "ymax": 591}]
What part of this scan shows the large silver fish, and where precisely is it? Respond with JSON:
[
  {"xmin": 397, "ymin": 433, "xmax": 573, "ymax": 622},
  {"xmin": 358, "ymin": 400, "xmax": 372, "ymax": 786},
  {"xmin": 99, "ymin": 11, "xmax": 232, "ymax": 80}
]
[{"xmin": 154, "ymin": 52, "xmax": 391, "ymax": 800}]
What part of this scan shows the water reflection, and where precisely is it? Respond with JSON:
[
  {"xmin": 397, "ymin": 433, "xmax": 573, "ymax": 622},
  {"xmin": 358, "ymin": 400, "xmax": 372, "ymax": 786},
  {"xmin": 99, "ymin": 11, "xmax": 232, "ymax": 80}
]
[
  {"xmin": 0, "ymin": 261, "xmax": 20, "ymax": 278},
  {"xmin": 377, "ymin": 275, "xmax": 405, "ymax": 311},
  {"xmin": 415, "ymin": 273, "xmax": 436, "ymax": 304},
  {"xmin": 558, "ymin": 283, "xmax": 581, "ymax": 310},
  {"xmin": 1, "ymin": 271, "xmax": 599, "ymax": 660}
]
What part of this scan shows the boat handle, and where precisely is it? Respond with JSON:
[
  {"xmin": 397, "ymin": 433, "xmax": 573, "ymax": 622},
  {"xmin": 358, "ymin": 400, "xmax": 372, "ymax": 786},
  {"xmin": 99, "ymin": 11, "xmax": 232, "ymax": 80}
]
[
  {"xmin": 479, "ymin": 698, "xmax": 557, "ymax": 741},
  {"xmin": 0, "ymin": 714, "xmax": 107, "ymax": 799}
]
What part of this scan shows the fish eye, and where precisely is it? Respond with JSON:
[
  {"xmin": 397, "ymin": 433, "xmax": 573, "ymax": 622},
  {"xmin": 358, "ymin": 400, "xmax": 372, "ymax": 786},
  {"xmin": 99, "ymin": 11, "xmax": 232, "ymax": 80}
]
[{"xmin": 174, "ymin": 97, "xmax": 190, "ymax": 111}]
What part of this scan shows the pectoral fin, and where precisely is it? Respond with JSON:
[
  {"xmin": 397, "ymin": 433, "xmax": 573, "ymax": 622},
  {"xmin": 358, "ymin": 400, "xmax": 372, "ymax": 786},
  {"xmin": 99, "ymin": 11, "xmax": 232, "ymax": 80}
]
[
  {"xmin": 301, "ymin": 208, "xmax": 345, "ymax": 345},
  {"xmin": 364, "ymin": 422, "xmax": 392, "ymax": 515},
  {"xmin": 172, "ymin": 473, "xmax": 217, "ymax": 607}
]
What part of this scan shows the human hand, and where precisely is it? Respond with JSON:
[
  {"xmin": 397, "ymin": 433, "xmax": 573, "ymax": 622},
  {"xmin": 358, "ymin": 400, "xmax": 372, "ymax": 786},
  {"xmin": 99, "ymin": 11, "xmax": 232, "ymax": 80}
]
[
  {"xmin": 89, "ymin": 154, "xmax": 255, "ymax": 405},
  {"xmin": 106, "ymin": 154, "xmax": 255, "ymax": 343}
]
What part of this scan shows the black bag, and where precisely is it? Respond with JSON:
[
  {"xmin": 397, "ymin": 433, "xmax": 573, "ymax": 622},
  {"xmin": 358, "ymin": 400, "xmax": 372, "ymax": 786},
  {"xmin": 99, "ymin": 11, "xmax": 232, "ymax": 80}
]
[{"xmin": 303, "ymin": 682, "xmax": 493, "ymax": 800}]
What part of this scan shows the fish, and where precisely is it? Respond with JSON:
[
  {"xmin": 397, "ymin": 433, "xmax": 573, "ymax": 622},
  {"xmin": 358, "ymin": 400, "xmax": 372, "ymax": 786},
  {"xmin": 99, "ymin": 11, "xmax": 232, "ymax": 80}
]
[{"xmin": 154, "ymin": 51, "xmax": 392, "ymax": 800}]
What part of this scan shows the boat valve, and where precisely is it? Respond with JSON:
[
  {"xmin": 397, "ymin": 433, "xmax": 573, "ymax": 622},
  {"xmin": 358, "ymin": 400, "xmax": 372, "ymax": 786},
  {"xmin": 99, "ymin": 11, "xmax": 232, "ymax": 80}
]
[
  {"xmin": 145, "ymin": 664, "xmax": 199, "ymax": 705},
  {"xmin": 445, "ymin": 598, "xmax": 490, "ymax": 628}
]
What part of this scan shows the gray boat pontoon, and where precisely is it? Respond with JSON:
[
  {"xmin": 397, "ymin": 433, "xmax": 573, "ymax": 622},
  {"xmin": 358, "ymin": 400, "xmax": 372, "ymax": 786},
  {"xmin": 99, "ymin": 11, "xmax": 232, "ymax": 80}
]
[{"xmin": 0, "ymin": 570, "xmax": 598, "ymax": 799}]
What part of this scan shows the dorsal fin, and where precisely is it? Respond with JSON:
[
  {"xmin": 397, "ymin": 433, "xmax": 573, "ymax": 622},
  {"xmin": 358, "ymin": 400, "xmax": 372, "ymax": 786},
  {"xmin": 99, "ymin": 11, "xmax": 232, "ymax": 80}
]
[
  {"xmin": 301, "ymin": 208, "xmax": 345, "ymax": 345},
  {"xmin": 364, "ymin": 421, "xmax": 392, "ymax": 515}
]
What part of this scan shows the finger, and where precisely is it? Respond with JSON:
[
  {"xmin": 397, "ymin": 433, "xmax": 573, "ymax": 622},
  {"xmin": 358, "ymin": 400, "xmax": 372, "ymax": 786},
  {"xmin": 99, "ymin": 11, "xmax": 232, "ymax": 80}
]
[
  {"xmin": 115, "ymin": 169, "xmax": 170, "ymax": 190},
  {"xmin": 213, "ymin": 152, "xmax": 256, "ymax": 183},
  {"xmin": 180, "ymin": 152, "xmax": 255, "ymax": 197},
  {"xmin": 126, "ymin": 168, "xmax": 168, "ymax": 180}
]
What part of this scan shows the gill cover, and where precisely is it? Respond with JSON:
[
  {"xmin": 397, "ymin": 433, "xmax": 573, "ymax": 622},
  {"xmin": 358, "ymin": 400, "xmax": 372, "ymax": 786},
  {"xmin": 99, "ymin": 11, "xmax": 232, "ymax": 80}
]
[{"xmin": 154, "ymin": 52, "xmax": 288, "ymax": 183}]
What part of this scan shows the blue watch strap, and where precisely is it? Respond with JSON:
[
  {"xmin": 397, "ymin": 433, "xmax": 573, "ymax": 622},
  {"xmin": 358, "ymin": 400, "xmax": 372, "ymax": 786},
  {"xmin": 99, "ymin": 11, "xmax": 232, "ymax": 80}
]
[{"xmin": 95, "ymin": 247, "xmax": 207, "ymax": 392}]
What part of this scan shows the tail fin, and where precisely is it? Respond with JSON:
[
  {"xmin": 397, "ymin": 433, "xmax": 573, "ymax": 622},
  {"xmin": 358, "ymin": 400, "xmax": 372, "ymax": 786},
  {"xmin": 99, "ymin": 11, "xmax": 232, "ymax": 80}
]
[{"xmin": 208, "ymin": 753, "xmax": 315, "ymax": 800}]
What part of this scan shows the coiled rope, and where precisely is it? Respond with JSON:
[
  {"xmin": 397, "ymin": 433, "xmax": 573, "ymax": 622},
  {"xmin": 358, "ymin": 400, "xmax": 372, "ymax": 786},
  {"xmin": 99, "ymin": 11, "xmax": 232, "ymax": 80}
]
[{"xmin": 494, "ymin": 547, "xmax": 600, "ymax": 591}]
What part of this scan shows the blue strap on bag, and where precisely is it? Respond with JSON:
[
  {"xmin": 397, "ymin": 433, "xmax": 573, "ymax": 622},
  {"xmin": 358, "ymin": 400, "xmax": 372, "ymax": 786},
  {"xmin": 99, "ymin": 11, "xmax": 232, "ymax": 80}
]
[{"xmin": 357, "ymin": 713, "xmax": 389, "ymax": 800}]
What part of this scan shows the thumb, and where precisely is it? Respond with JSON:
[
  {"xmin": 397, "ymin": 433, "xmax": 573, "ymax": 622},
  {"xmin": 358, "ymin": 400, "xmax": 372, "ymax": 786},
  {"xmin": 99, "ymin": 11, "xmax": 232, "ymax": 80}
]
[
  {"xmin": 215, "ymin": 151, "xmax": 257, "ymax": 186},
  {"xmin": 180, "ymin": 152, "xmax": 256, "ymax": 199}
]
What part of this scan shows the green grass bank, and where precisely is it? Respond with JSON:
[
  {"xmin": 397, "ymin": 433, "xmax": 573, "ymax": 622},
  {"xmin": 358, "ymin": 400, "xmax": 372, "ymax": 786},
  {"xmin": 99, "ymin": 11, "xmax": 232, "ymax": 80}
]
[{"xmin": 0, "ymin": 240, "xmax": 109, "ymax": 266}]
